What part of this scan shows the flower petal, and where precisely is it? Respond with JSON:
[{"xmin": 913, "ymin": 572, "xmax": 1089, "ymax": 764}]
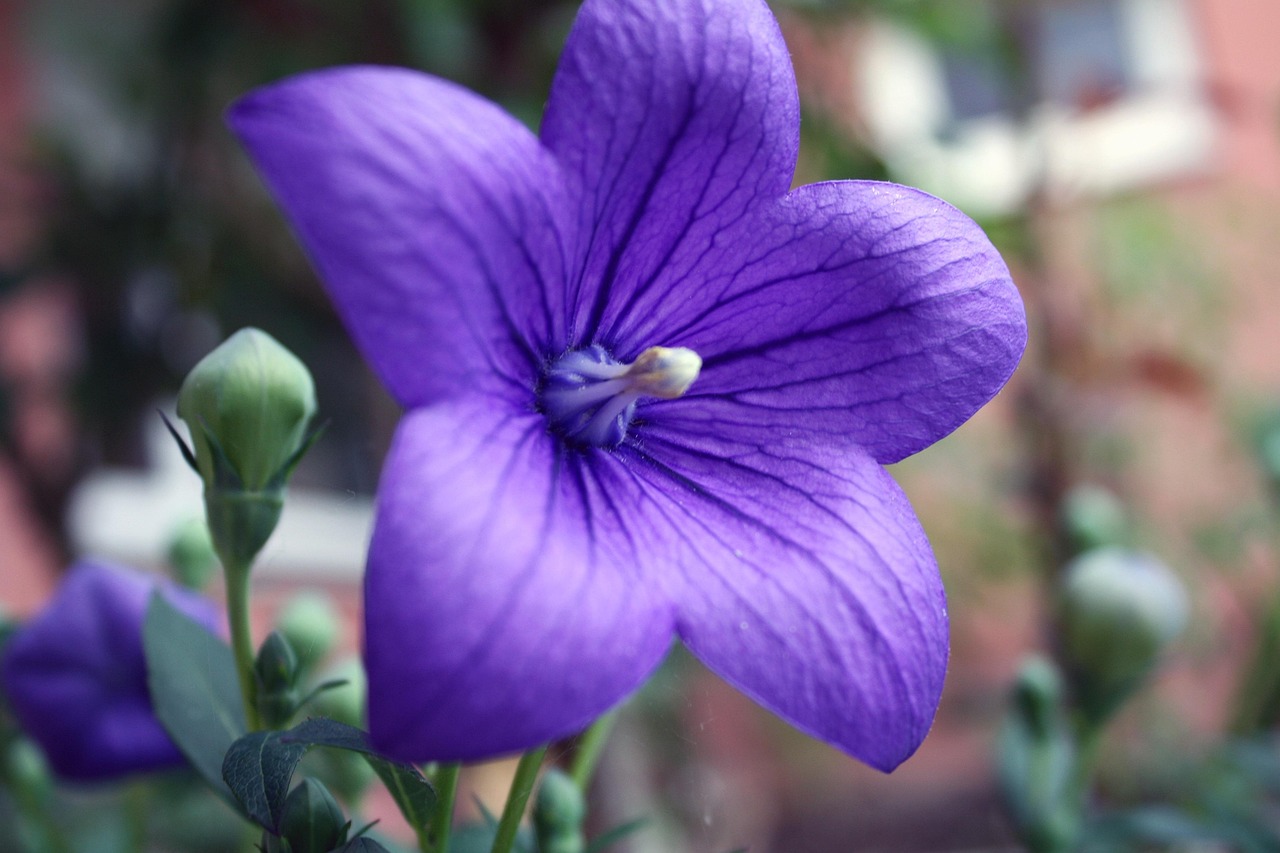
[
  {"xmin": 644, "ymin": 181, "xmax": 1026, "ymax": 464},
  {"xmin": 228, "ymin": 67, "xmax": 576, "ymax": 407},
  {"xmin": 364, "ymin": 402, "xmax": 674, "ymax": 761},
  {"xmin": 617, "ymin": 428, "xmax": 947, "ymax": 771},
  {"xmin": 541, "ymin": 0, "xmax": 799, "ymax": 347},
  {"xmin": 1, "ymin": 561, "xmax": 221, "ymax": 782}
]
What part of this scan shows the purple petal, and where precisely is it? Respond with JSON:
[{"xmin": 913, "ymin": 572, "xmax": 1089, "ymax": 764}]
[
  {"xmin": 642, "ymin": 181, "xmax": 1026, "ymax": 463},
  {"xmin": 1, "ymin": 561, "xmax": 221, "ymax": 782},
  {"xmin": 618, "ymin": 428, "xmax": 947, "ymax": 771},
  {"xmin": 364, "ymin": 401, "xmax": 674, "ymax": 761},
  {"xmin": 541, "ymin": 0, "xmax": 799, "ymax": 347},
  {"xmin": 228, "ymin": 67, "xmax": 576, "ymax": 407}
]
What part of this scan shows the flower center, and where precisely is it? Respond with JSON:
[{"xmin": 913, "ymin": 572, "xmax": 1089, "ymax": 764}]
[{"xmin": 539, "ymin": 344, "xmax": 702, "ymax": 447}]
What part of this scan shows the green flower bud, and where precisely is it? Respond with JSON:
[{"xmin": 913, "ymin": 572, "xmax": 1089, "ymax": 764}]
[
  {"xmin": 166, "ymin": 518, "xmax": 219, "ymax": 590},
  {"xmin": 277, "ymin": 591, "xmax": 340, "ymax": 671},
  {"xmin": 277, "ymin": 779, "xmax": 349, "ymax": 853},
  {"xmin": 3, "ymin": 738, "xmax": 51, "ymax": 799},
  {"xmin": 996, "ymin": 657, "xmax": 1077, "ymax": 852},
  {"xmin": 255, "ymin": 631, "xmax": 302, "ymax": 728},
  {"xmin": 533, "ymin": 768, "xmax": 585, "ymax": 853},
  {"xmin": 310, "ymin": 657, "xmax": 366, "ymax": 727},
  {"xmin": 178, "ymin": 328, "xmax": 316, "ymax": 492},
  {"xmin": 1059, "ymin": 484, "xmax": 1129, "ymax": 556},
  {"xmin": 177, "ymin": 328, "xmax": 317, "ymax": 567},
  {"xmin": 1058, "ymin": 548, "xmax": 1188, "ymax": 721}
]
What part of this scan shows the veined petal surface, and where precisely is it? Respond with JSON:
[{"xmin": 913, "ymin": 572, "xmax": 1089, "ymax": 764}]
[
  {"xmin": 229, "ymin": 67, "xmax": 576, "ymax": 407},
  {"xmin": 639, "ymin": 182, "xmax": 1026, "ymax": 464},
  {"xmin": 364, "ymin": 402, "xmax": 674, "ymax": 760},
  {"xmin": 542, "ymin": 0, "xmax": 799, "ymax": 347},
  {"xmin": 619, "ymin": 428, "xmax": 947, "ymax": 771}
]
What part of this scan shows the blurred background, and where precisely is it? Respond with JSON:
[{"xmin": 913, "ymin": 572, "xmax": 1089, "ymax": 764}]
[{"xmin": 2, "ymin": 0, "xmax": 1279, "ymax": 850}]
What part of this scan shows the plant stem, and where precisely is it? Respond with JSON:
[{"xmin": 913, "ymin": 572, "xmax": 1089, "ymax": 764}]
[
  {"xmin": 1230, "ymin": 568, "xmax": 1280, "ymax": 734},
  {"xmin": 569, "ymin": 711, "xmax": 617, "ymax": 791},
  {"xmin": 224, "ymin": 560, "xmax": 262, "ymax": 731},
  {"xmin": 429, "ymin": 763, "xmax": 461, "ymax": 853},
  {"xmin": 490, "ymin": 746, "xmax": 547, "ymax": 853}
]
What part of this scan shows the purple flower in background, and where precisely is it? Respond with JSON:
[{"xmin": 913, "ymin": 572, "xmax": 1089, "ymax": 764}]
[
  {"xmin": 1, "ymin": 561, "xmax": 220, "ymax": 782},
  {"xmin": 230, "ymin": 0, "xmax": 1026, "ymax": 770}
]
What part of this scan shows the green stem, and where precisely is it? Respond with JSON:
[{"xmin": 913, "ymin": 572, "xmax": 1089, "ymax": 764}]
[
  {"xmin": 1231, "ymin": 582, "xmax": 1280, "ymax": 734},
  {"xmin": 10, "ymin": 783, "xmax": 70, "ymax": 853},
  {"xmin": 429, "ymin": 764, "xmax": 461, "ymax": 853},
  {"xmin": 569, "ymin": 711, "xmax": 617, "ymax": 791},
  {"xmin": 125, "ymin": 783, "xmax": 149, "ymax": 853},
  {"xmin": 224, "ymin": 561, "xmax": 262, "ymax": 731},
  {"xmin": 490, "ymin": 746, "xmax": 547, "ymax": 853}
]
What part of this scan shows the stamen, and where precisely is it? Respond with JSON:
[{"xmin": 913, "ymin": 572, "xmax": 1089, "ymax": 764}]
[{"xmin": 540, "ymin": 344, "xmax": 702, "ymax": 447}]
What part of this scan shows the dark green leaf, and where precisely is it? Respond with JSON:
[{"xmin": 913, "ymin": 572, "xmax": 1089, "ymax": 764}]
[
  {"xmin": 366, "ymin": 757, "xmax": 435, "ymax": 842},
  {"xmin": 279, "ymin": 720, "xmax": 436, "ymax": 833},
  {"xmin": 143, "ymin": 592, "xmax": 246, "ymax": 799},
  {"xmin": 223, "ymin": 730, "xmax": 310, "ymax": 829},
  {"xmin": 222, "ymin": 718, "xmax": 434, "ymax": 833}
]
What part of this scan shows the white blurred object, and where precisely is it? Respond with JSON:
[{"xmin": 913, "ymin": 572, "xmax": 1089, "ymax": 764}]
[
  {"xmin": 856, "ymin": 0, "xmax": 1215, "ymax": 216},
  {"xmin": 67, "ymin": 404, "xmax": 373, "ymax": 582}
]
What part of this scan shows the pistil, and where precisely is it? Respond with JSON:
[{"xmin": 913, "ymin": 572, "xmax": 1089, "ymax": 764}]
[{"xmin": 540, "ymin": 344, "xmax": 702, "ymax": 447}]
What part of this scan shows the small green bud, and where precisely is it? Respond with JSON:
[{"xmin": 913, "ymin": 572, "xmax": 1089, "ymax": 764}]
[
  {"xmin": 177, "ymin": 328, "xmax": 317, "ymax": 567},
  {"xmin": 178, "ymin": 328, "xmax": 316, "ymax": 492},
  {"xmin": 166, "ymin": 518, "xmax": 219, "ymax": 590},
  {"xmin": 533, "ymin": 769, "xmax": 586, "ymax": 853},
  {"xmin": 997, "ymin": 657, "xmax": 1077, "ymax": 852},
  {"xmin": 3, "ymin": 738, "xmax": 51, "ymax": 800},
  {"xmin": 310, "ymin": 658, "xmax": 366, "ymax": 727},
  {"xmin": 277, "ymin": 591, "xmax": 340, "ymax": 671},
  {"xmin": 255, "ymin": 631, "xmax": 302, "ymax": 728},
  {"xmin": 277, "ymin": 779, "xmax": 349, "ymax": 853},
  {"xmin": 1059, "ymin": 484, "xmax": 1129, "ymax": 556},
  {"xmin": 1058, "ymin": 548, "xmax": 1188, "ymax": 721}
]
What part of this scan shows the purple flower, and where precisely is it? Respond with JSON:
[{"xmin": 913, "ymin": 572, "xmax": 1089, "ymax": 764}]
[
  {"xmin": 1, "ymin": 561, "xmax": 220, "ymax": 782},
  {"xmin": 229, "ymin": 0, "xmax": 1026, "ymax": 770}
]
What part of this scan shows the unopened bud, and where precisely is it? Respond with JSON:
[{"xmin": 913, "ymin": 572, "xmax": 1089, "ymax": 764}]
[
  {"xmin": 178, "ymin": 328, "xmax": 316, "ymax": 492},
  {"xmin": 533, "ymin": 768, "xmax": 586, "ymax": 853},
  {"xmin": 1059, "ymin": 484, "xmax": 1129, "ymax": 556},
  {"xmin": 3, "ymin": 738, "xmax": 51, "ymax": 799},
  {"xmin": 276, "ymin": 591, "xmax": 340, "ymax": 671},
  {"xmin": 177, "ymin": 328, "xmax": 317, "ymax": 567},
  {"xmin": 311, "ymin": 657, "xmax": 366, "ymax": 727},
  {"xmin": 997, "ymin": 657, "xmax": 1076, "ymax": 851},
  {"xmin": 1058, "ymin": 548, "xmax": 1188, "ymax": 720},
  {"xmin": 277, "ymin": 779, "xmax": 349, "ymax": 853},
  {"xmin": 166, "ymin": 518, "xmax": 218, "ymax": 590},
  {"xmin": 255, "ymin": 631, "xmax": 301, "ymax": 728}
]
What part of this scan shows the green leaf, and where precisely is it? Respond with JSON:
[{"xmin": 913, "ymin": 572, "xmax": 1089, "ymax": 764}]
[
  {"xmin": 222, "ymin": 718, "xmax": 435, "ymax": 833},
  {"xmin": 143, "ymin": 591, "xmax": 246, "ymax": 799},
  {"xmin": 223, "ymin": 730, "xmax": 310, "ymax": 829},
  {"xmin": 368, "ymin": 757, "xmax": 435, "ymax": 839}
]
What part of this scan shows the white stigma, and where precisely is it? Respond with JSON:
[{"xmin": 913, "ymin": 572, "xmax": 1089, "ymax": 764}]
[{"xmin": 540, "ymin": 345, "xmax": 702, "ymax": 447}]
